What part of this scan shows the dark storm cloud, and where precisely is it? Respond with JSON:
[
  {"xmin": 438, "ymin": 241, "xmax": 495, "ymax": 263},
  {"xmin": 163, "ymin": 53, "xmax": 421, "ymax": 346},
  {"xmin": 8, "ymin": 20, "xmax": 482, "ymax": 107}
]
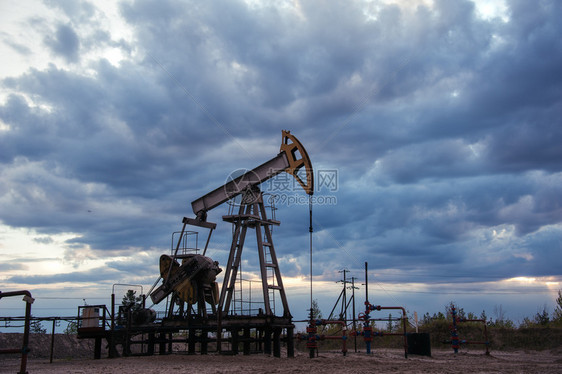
[
  {"xmin": 6, "ymin": 267, "xmax": 120, "ymax": 284},
  {"xmin": 44, "ymin": 0, "xmax": 96, "ymax": 21},
  {"xmin": 1, "ymin": 0, "xmax": 561, "ymax": 291},
  {"xmin": 44, "ymin": 23, "xmax": 80, "ymax": 63}
]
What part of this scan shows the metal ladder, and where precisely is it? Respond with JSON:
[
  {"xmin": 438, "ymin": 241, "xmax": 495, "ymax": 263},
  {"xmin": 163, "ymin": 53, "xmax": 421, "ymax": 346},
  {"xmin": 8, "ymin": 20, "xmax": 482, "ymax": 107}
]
[{"xmin": 219, "ymin": 190, "xmax": 290, "ymax": 318}]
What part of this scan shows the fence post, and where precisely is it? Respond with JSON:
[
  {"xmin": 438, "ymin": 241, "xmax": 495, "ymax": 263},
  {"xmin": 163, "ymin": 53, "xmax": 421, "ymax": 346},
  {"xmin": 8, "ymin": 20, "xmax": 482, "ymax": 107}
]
[{"xmin": 50, "ymin": 319, "xmax": 56, "ymax": 363}]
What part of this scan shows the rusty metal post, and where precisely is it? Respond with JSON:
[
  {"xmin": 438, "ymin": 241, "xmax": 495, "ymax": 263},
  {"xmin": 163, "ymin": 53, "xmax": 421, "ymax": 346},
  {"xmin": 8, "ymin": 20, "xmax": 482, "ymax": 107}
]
[
  {"xmin": 364, "ymin": 262, "xmax": 368, "ymax": 304},
  {"xmin": 217, "ymin": 311, "xmax": 223, "ymax": 353},
  {"xmin": 188, "ymin": 328, "xmax": 196, "ymax": 354},
  {"xmin": 111, "ymin": 293, "xmax": 115, "ymax": 330},
  {"xmin": 50, "ymin": 319, "xmax": 56, "ymax": 363},
  {"xmin": 363, "ymin": 262, "xmax": 372, "ymax": 354},
  {"xmin": 232, "ymin": 328, "xmax": 239, "ymax": 355},
  {"xmin": 0, "ymin": 290, "xmax": 33, "ymax": 374},
  {"xmin": 264, "ymin": 327, "xmax": 272, "ymax": 355},
  {"xmin": 483, "ymin": 321, "xmax": 490, "ymax": 355},
  {"xmin": 352, "ymin": 277, "xmax": 357, "ymax": 353},
  {"xmin": 273, "ymin": 328, "xmax": 281, "ymax": 358},
  {"xmin": 402, "ymin": 313, "xmax": 408, "ymax": 358},
  {"xmin": 147, "ymin": 332, "xmax": 155, "ymax": 356},
  {"xmin": 200, "ymin": 330, "xmax": 207, "ymax": 355},
  {"xmin": 158, "ymin": 332, "xmax": 166, "ymax": 354},
  {"xmin": 168, "ymin": 332, "xmax": 173, "ymax": 354},
  {"xmin": 243, "ymin": 328, "xmax": 251, "ymax": 355},
  {"xmin": 21, "ymin": 294, "xmax": 32, "ymax": 374},
  {"xmin": 286, "ymin": 327, "xmax": 294, "ymax": 358}
]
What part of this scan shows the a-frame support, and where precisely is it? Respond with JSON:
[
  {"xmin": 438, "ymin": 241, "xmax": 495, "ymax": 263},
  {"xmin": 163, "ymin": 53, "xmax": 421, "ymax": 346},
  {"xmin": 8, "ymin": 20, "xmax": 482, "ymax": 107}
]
[{"xmin": 218, "ymin": 188, "xmax": 291, "ymax": 318}]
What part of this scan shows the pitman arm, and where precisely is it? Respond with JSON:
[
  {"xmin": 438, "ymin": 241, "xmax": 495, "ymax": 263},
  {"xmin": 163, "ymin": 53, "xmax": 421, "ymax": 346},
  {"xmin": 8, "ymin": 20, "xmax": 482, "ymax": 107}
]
[{"xmin": 191, "ymin": 130, "xmax": 313, "ymax": 219}]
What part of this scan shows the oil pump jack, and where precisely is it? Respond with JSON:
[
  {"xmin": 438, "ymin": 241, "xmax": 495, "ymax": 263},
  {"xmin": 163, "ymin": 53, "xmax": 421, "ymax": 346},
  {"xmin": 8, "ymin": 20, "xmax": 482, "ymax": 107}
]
[{"xmin": 148, "ymin": 130, "xmax": 313, "ymax": 356}]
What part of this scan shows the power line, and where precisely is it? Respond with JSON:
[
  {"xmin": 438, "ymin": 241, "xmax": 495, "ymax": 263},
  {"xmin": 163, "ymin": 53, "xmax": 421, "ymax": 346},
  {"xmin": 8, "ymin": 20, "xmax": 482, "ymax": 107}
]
[
  {"xmin": 34, "ymin": 297, "xmax": 108, "ymax": 300},
  {"xmin": 369, "ymin": 289, "xmax": 557, "ymax": 295}
]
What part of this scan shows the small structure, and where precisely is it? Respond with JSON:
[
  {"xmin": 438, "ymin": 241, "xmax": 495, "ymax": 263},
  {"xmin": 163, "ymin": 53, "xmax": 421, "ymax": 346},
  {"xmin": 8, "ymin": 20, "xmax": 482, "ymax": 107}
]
[
  {"xmin": 353, "ymin": 302, "xmax": 409, "ymax": 358},
  {"xmin": 352, "ymin": 262, "xmax": 409, "ymax": 358},
  {"xmin": 442, "ymin": 305, "xmax": 490, "ymax": 355},
  {"xmin": 301, "ymin": 318, "xmax": 348, "ymax": 358}
]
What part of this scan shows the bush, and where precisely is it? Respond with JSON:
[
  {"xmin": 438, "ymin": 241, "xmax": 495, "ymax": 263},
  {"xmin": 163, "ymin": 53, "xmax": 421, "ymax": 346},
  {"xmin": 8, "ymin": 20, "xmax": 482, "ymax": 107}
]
[{"xmin": 30, "ymin": 318, "xmax": 46, "ymax": 334}]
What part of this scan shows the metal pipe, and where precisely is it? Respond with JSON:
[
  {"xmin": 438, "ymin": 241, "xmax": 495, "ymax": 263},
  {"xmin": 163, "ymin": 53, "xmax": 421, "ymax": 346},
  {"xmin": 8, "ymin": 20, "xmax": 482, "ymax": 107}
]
[
  {"xmin": 169, "ymin": 221, "xmax": 187, "ymax": 282},
  {"xmin": 305, "ymin": 319, "xmax": 348, "ymax": 356},
  {"xmin": 483, "ymin": 321, "xmax": 490, "ymax": 355},
  {"xmin": 323, "ymin": 320, "xmax": 347, "ymax": 355},
  {"xmin": 376, "ymin": 306, "xmax": 408, "ymax": 358},
  {"xmin": 112, "ymin": 283, "xmax": 144, "ymax": 296},
  {"xmin": 22, "ymin": 298, "xmax": 32, "ymax": 374},
  {"xmin": 449, "ymin": 312, "xmax": 490, "ymax": 356},
  {"xmin": 342, "ymin": 269, "xmax": 347, "ymax": 322},
  {"xmin": 202, "ymin": 227, "xmax": 214, "ymax": 256},
  {"xmin": 111, "ymin": 293, "xmax": 115, "ymax": 330},
  {"xmin": 0, "ymin": 290, "xmax": 33, "ymax": 374},
  {"xmin": 364, "ymin": 262, "xmax": 368, "ymax": 303},
  {"xmin": 351, "ymin": 277, "xmax": 357, "ymax": 353},
  {"xmin": 363, "ymin": 262, "xmax": 371, "ymax": 354},
  {"xmin": 309, "ymin": 195, "xmax": 313, "ymax": 321}
]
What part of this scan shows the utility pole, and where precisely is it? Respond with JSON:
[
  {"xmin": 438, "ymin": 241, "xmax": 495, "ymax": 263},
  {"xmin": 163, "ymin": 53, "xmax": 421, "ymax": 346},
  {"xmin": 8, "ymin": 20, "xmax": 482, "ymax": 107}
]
[
  {"xmin": 350, "ymin": 276, "xmax": 358, "ymax": 352},
  {"xmin": 338, "ymin": 269, "xmax": 348, "ymax": 321}
]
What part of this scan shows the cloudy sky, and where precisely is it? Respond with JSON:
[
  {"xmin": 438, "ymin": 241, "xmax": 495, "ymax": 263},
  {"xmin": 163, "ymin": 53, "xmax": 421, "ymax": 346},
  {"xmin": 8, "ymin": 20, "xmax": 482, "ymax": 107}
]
[{"xmin": 1, "ymin": 0, "xmax": 561, "ymax": 326}]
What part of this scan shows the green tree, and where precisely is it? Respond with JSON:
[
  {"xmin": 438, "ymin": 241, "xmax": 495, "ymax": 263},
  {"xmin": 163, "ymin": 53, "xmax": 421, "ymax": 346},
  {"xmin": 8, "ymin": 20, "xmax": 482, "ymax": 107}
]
[
  {"xmin": 309, "ymin": 299, "xmax": 323, "ymax": 320},
  {"xmin": 445, "ymin": 302, "xmax": 465, "ymax": 320},
  {"xmin": 421, "ymin": 312, "xmax": 432, "ymax": 325},
  {"xmin": 433, "ymin": 311, "xmax": 446, "ymax": 320},
  {"xmin": 121, "ymin": 290, "xmax": 143, "ymax": 311},
  {"xmin": 64, "ymin": 321, "xmax": 78, "ymax": 334},
  {"xmin": 480, "ymin": 309, "xmax": 488, "ymax": 322},
  {"xmin": 520, "ymin": 316, "xmax": 533, "ymax": 328},
  {"xmin": 534, "ymin": 305, "xmax": 550, "ymax": 326},
  {"xmin": 30, "ymin": 318, "xmax": 46, "ymax": 334},
  {"xmin": 554, "ymin": 290, "xmax": 562, "ymax": 322}
]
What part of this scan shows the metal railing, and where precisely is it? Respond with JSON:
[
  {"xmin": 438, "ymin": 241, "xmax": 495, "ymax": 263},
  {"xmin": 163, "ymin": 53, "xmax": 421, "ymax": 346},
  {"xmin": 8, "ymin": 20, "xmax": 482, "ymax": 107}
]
[{"xmin": 77, "ymin": 304, "xmax": 112, "ymax": 330}]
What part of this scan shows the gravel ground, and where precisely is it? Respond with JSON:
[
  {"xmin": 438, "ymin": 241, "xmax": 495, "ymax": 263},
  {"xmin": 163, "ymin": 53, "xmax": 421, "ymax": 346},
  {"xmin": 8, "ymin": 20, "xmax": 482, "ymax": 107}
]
[{"xmin": 2, "ymin": 348, "xmax": 562, "ymax": 374}]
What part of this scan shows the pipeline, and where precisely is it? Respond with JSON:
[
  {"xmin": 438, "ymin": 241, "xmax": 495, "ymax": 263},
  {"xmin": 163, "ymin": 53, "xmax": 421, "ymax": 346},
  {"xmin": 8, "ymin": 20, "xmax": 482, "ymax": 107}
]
[
  {"xmin": 355, "ymin": 262, "xmax": 409, "ymax": 358},
  {"xmin": 0, "ymin": 290, "xmax": 34, "ymax": 374},
  {"xmin": 443, "ymin": 306, "xmax": 490, "ymax": 355},
  {"xmin": 299, "ymin": 319, "xmax": 348, "ymax": 357},
  {"xmin": 353, "ymin": 302, "xmax": 409, "ymax": 358}
]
